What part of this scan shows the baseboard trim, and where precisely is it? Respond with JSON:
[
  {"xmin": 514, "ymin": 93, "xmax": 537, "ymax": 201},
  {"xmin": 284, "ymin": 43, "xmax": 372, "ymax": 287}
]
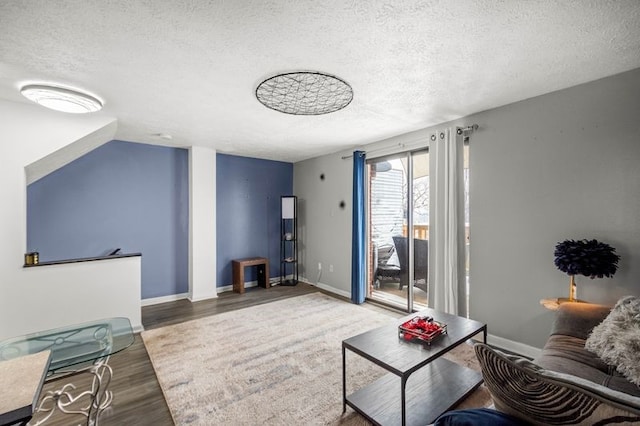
[
  {"xmin": 141, "ymin": 283, "xmax": 543, "ymax": 360},
  {"xmin": 483, "ymin": 334, "xmax": 542, "ymax": 359},
  {"xmin": 312, "ymin": 281, "xmax": 351, "ymax": 299},
  {"xmin": 216, "ymin": 280, "xmax": 262, "ymax": 293},
  {"xmin": 214, "ymin": 277, "xmax": 287, "ymax": 294},
  {"xmin": 141, "ymin": 293, "xmax": 189, "ymax": 306},
  {"xmin": 298, "ymin": 280, "xmax": 543, "ymax": 359},
  {"xmin": 188, "ymin": 292, "xmax": 218, "ymax": 302}
]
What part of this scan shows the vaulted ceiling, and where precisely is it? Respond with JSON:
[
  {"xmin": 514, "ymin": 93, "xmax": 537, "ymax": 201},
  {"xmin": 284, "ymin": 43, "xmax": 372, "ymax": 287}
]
[{"xmin": 1, "ymin": 1, "xmax": 639, "ymax": 162}]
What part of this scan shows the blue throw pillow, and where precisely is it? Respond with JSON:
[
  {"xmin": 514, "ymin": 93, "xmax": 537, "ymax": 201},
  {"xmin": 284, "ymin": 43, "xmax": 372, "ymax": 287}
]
[{"xmin": 434, "ymin": 408, "xmax": 528, "ymax": 426}]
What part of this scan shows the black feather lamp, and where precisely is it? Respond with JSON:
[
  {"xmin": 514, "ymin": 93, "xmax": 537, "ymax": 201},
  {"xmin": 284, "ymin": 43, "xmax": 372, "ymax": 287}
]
[{"xmin": 554, "ymin": 239, "xmax": 620, "ymax": 301}]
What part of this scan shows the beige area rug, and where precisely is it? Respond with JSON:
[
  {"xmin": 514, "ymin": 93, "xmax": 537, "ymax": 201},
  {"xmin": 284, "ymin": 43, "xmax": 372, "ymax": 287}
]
[{"xmin": 141, "ymin": 293, "xmax": 491, "ymax": 425}]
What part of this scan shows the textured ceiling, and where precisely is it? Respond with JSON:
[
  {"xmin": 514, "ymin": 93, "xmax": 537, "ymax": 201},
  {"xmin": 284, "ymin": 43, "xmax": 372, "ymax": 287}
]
[{"xmin": 1, "ymin": 1, "xmax": 639, "ymax": 162}]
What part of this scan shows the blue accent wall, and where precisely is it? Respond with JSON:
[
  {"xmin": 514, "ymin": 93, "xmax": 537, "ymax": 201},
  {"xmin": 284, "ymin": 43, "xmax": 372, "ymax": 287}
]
[
  {"xmin": 27, "ymin": 140, "xmax": 189, "ymax": 299},
  {"xmin": 216, "ymin": 154, "xmax": 293, "ymax": 287}
]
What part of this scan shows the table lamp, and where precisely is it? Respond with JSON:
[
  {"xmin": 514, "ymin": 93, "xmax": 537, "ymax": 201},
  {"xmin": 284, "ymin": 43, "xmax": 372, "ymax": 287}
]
[{"xmin": 553, "ymin": 239, "xmax": 620, "ymax": 302}]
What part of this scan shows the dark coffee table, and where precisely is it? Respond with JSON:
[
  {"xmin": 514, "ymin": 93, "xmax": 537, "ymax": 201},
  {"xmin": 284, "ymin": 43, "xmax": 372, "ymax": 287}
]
[{"xmin": 342, "ymin": 309, "xmax": 487, "ymax": 426}]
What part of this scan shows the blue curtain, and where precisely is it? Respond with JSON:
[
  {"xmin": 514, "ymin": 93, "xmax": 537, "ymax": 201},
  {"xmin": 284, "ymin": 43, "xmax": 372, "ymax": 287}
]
[{"xmin": 351, "ymin": 151, "xmax": 366, "ymax": 304}]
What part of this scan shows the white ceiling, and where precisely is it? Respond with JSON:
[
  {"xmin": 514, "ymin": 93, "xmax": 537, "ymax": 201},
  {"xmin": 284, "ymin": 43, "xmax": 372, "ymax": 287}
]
[{"xmin": 1, "ymin": 1, "xmax": 639, "ymax": 163}]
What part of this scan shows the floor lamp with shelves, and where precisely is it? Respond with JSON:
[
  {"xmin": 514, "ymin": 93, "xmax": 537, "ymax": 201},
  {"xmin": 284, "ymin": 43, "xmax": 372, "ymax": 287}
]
[{"xmin": 280, "ymin": 195, "xmax": 298, "ymax": 286}]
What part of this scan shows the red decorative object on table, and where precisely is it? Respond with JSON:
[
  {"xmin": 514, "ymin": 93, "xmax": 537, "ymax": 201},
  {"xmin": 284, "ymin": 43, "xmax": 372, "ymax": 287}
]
[{"xmin": 398, "ymin": 316, "xmax": 447, "ymax": 345}]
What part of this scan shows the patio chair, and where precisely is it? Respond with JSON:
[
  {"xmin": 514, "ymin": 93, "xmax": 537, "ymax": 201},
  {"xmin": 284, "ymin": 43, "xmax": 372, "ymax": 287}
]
[{"xmin": 392, "ymin": 235, "xmax": 428, "ymax": 295}]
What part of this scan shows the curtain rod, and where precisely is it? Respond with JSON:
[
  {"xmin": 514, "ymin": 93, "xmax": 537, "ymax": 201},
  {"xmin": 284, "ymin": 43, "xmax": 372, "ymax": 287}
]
[
  {"xmin": 457, "ymin": 124, "xmax": 479, "ymax": 135},
  {"xmin": 341, "ymin": 124, "xmax": 479, "ymax": 159},
  {"xmin": 341, "ymin": 143, "xmax": 403, "ymax": 160}
]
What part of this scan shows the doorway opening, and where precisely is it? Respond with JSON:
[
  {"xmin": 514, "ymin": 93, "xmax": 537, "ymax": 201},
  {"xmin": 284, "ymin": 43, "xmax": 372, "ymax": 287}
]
[
  {"xmin": 367, "ymin": 144, "xmax": 470, "ymax": 314},
  {"xmin": 367, "ymin": 150, "xmax": 429, "ymax": 312}
]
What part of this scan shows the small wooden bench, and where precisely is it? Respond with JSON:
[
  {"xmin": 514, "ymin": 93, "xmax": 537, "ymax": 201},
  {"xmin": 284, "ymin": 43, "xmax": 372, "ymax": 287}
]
[{"xmin": 232, "ymin": 257, "xmax": 270, "ymax": 294}]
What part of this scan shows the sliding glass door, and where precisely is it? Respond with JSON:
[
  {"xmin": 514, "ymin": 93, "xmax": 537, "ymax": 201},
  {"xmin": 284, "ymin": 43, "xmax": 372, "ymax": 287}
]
[{"xmin": 367, "ymin": 150, "xmax": 429, "ymax": 312}]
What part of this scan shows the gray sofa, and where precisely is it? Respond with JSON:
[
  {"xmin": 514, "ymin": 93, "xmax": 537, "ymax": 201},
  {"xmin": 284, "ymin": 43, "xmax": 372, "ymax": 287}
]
[{"xmin": 475, "ymin": 302, "xmax": 640, "ymax": 425}]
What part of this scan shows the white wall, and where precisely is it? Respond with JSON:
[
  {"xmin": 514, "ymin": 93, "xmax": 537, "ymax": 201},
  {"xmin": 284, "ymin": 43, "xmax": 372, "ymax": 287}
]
[
  {"xmin": 189, "ymin": 145, "xmax": 217, "ymax": 301},
  {"xmin": 0, "ymin": 99, "xmax": 144, "ymax": 339},
  {"xmin": 17, "ymin": 257, "xmax": 142, "ymax": 335},
  {"xmin": 25, "ymin": 120, "xmax": 119, "ymax": 185},
  {"xmin": 293, "ymin": 68, "xmax": 640, "ymax": 349}
]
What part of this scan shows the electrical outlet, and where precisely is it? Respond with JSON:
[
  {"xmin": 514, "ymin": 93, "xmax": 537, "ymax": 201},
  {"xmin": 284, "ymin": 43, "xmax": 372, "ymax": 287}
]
[
  {"xmin": 318, "ymin": 262, "xmax": 322, "ymax": 270},
  {"xmin": 329, "ymin": 264, "xmax": 334, "ymax": 272}
]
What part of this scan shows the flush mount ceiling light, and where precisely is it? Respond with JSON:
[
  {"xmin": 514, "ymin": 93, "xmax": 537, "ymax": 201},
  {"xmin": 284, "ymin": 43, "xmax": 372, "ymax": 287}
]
[
  {"xmin": 20, "ymin": 84, "xmax": 103, "ymax": 113},
  {"xmin": 255, "ymin": 71, "xmax": 353, "ymax": 115}
]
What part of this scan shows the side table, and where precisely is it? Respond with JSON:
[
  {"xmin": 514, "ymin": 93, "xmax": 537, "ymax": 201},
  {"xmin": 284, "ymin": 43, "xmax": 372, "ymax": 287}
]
[
  {"xmin": 540, "ymin": 298, "xmax": 587, "ymax": 310},
  {"xmin": 232, "ymin": 257, "xmax": 270, "ymax": 293}
]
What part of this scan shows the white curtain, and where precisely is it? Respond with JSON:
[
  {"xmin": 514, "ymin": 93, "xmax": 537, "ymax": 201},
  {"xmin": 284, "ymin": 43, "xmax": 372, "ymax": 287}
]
[{"xmin": 429, "ymin": 128, "xmax": 465, "ymax": 315}]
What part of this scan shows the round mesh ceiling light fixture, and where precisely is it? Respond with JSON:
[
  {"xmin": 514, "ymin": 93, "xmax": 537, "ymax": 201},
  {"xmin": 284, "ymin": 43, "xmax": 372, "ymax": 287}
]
[{"xmin": 255, "ymin": 71, "xmax": 353, "ymax": 115}]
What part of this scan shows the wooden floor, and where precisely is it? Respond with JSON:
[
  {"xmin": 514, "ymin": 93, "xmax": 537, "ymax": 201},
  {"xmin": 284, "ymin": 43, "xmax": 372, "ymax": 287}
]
[{"xmin": 39, "ymin": 283, "xmax": 320, "ymax": 426}]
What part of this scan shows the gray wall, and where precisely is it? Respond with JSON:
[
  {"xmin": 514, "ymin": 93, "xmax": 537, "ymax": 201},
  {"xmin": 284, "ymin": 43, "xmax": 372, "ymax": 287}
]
[
  {"xmin": 294, "ymin": 152, "xmax": 353, "ymax": 295},
  {"xmin": 293, "ymin": 67, "xmax": 640, "ymax": 349},
  {"xmin": 468, "ymin": 68, "xmax": 640, "ymax": 348}
]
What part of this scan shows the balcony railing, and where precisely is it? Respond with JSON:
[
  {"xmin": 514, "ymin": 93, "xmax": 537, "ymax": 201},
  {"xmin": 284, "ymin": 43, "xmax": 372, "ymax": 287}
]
[{"xmin": 402, "ymin": 224, "xmax": 429, "ymax": 240}]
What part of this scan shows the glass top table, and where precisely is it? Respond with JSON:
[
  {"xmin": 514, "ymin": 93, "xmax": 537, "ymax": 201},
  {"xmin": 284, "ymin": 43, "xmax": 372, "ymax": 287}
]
[
  {"xmin": 0, "ymin": 317, "xmax": 133, "ymax": 376},
  {"xmin": 0, "ymin": 318, "xmax": 134, "ymax": 425}
]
